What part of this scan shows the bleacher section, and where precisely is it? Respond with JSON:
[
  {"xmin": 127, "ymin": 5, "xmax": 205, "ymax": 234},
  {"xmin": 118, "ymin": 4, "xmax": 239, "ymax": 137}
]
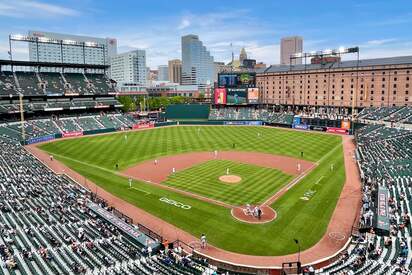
[
  {"xmin": 15, "ymin": 72, "xmax": 42, "ymax": 95},
  {"xmin": 0, "ymin": 72, "xmax": 18, "ymax": 95},
  {"xmin": 209, "ymin": 107, "xmax": 294, "ymax": 125},
  {"xmin": 358, "ymin": 106, "xmax": 408, "ymax": 121},
  {"xmin": 86, "ymin": 74, "xmax": 114, "ymax": 94},
  {"xmin": 0, "ymin": 113, "xmax": 141, "ymax": 141},
  {"xmin": 0, "ymin": 138, "xmax": 211, "ymax": 274},
  {"xmin": 64, "ymin": 73, "xmax": 89, "ymax": 94},
  {"xmin": 0, "ymin": 71, "xmax": 115, "ymax": 96},
  {"xmin": 40, "ymin": 73, "xmax": 65, "ymax": 95}
]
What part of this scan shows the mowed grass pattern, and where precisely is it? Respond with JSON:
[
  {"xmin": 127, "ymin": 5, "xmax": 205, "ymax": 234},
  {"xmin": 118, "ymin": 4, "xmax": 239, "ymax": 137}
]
[
  {"xmin": 39, "ymin": 126, "xmax": 346, "ymax": 256},
  {"xmin": 164, "ymin": 160, "xmax": 294, "ymax": 205},
  {"xmin": 39, "ymin": 126, "xmax": 340, "ymax": 171}
]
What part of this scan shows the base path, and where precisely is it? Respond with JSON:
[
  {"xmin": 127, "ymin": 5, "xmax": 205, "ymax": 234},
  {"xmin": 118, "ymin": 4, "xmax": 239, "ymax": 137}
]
[
  {"xmin": 26, "ymin": 135, "xmax": 361, "ymax": 268},
  {"xmin": 122, "ymin": 151, "xmax": 314, "ymax": 184}
]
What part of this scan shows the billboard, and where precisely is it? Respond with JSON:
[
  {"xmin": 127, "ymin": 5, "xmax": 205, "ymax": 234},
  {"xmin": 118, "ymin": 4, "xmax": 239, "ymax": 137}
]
[
  {"xmin": 227, "ymin": 88, "xmax": 247, "ymax": 105},
  {"xmin": 218, "ymin": 73, "xmax": 256, "ymax": 88},
  {"xmin": 247, "ymin": 88, "xmax": 259, "ymax": 104},
  {"xmin": 341, "ymin": 120, "xmax": 351, "ymax": 130},
  {"xmin": 214, "ymin": 88, "xmax": 227, "ymax": 104}
]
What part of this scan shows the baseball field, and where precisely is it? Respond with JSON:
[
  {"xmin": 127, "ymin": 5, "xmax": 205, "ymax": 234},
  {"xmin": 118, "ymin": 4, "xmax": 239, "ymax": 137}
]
[{"xmin": 38, "ymin": 126, "xmax": 345, "ymax": 256}]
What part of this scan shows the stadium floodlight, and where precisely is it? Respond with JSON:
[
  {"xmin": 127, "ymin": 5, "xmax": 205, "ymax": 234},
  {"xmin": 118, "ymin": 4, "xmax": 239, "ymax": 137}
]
[
  {"xmin": 11, "ymin": 34, "xmax": 25, "ymax": 40},
  {"xmin": 37, "ymin": 37, "xmax": 50, "ymax": 43},
  {"xmin": 338, "ymin": 46, "xmax": 346, "ymax": 53},
  {"xmin": 63, "ymin": 39, "xmax": 76, "ymax": 45},
  {"xmin": 323, "ymin": 49, "xmax": 332, "ymax": 55},
  {"xmin": 85, "ymin": 41, "xmax": 98, "ymax": 47}
]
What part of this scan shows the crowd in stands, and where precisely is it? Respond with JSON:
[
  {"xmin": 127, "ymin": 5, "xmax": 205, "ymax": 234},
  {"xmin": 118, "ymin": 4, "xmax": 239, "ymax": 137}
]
[
  {"xmin": 0, "ymin": 71, "xmax": 115, "ymax": 96},
  {"xmin": 209, "ymin": 107, "xmax": 294, "ymax": 125},
  {"xmin": 317, "ymin": 122, "xmax": 412, "ymax": 274},
  {"xmin": 0, "ymin": 97, "xmax": 121, "ymax": 115},
  {"xmin": 0, "ymin": 113, "xmax": 141, "ymax": 141},
  {"xmin": 358, "ymin": 106, "xmax": 412, "ymax": 123},
  {"xmin": 0, "ymin": 136, "xmax": 216, "ymax": 274}
]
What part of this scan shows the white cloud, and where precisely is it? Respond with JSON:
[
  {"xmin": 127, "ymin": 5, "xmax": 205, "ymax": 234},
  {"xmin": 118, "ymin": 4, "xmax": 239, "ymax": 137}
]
[
  {"xmin": 177, "ymin": 19, "xmax": 191, "ymax": 30},
  {"xmin": 0, "ymin": 0, "xmax": 80, "ymax": 18}
]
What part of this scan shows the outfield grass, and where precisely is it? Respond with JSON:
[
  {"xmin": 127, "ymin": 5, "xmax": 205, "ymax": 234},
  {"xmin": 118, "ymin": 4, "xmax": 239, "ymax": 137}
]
[
  {"xmin": 165, "ymin": 160, "xmax": 293, "ymax": 205},
  {"xmin": 39, "ymin": 126, "xmax": 345, "ymax": 256}
]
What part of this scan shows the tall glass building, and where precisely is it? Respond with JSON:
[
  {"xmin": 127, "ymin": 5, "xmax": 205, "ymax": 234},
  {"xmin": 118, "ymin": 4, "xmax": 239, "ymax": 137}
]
[{"xmin": 181, "ymin": 35, "xmax": 215, "ymax": 90}]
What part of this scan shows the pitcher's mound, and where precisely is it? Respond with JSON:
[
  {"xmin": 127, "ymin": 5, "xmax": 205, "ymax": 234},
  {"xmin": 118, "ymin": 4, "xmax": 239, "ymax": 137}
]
[{"xmin": 219, "ymin": 175, "xmax": 242, "ymax": 184}]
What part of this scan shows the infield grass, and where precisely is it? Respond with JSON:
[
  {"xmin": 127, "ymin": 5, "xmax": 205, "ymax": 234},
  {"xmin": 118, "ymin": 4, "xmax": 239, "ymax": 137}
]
[
  {"xmin": 38, "ymin": 126, "xmax": 345, "ymax": 256},
  {"xmin": 165, "ymin": 160, "xmax": 293, "ymax": 205}
]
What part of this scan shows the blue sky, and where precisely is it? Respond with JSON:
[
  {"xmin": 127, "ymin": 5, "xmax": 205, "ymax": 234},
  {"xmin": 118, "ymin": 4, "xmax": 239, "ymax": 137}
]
[{"xmin": 1, "ymin": 0, "xmax": 412, "ymax": 68}]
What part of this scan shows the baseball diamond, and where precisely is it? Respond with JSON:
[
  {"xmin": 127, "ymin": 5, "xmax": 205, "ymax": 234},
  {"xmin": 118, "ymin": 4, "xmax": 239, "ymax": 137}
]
[{"xmin": 36, "ymin": 125, "xmax": 347, "ymax": 257}]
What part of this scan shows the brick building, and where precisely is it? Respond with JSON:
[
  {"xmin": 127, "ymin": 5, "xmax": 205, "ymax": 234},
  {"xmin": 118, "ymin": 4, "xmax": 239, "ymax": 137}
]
[{"xmin": 256, "ymin": 56, "xmax": 412, "ymax": 109}]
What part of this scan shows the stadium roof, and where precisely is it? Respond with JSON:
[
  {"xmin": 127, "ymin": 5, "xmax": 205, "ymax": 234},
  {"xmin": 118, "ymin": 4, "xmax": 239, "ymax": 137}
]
[
  {"xmin": 0, "ymin": 59, "xmax": 109, "ymax": 69},
  {"xmin": 262, "ymin": 55, "xmax": 412, "ymax": 74}
]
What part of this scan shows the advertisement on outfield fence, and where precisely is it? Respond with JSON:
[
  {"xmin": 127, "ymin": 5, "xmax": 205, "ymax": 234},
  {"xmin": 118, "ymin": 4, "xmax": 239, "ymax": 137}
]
[
  {"xmin": 292, "ymin": 124, "xmax": 309, "ymax": 130},
  {"xmin": 326, "ymin": 127, "xmax": 348, "ymax": 135},
  {"xmin": 132, "ymin": 121, "xmax": 155, "ymax": 129},
  {"xmin": 62, "ymin": 131, "xmax": 83, "ymax": 138},
  {"xmin": 247, "ymin": 88, "xmax": 259, "ymax": 104},
  {"xmin": 26, "ymin": 134, "xmax": 55, "ymax": 145},
  {"xmin": 341, "ymin": 120, "xmax": 351, "ymax": 130},
  {"xmin": 224, "ymin": 121, "xmax": 262, "ymax": 126},
  {"xmin": 214, "ymin": 88, "xmax": 227, "ymax": 105}
]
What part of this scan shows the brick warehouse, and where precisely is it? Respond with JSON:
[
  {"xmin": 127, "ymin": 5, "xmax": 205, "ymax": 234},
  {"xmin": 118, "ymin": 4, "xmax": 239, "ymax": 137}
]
[{"xmin": 256, "ymin": 56, "xmax": 412, "ymax": 109}]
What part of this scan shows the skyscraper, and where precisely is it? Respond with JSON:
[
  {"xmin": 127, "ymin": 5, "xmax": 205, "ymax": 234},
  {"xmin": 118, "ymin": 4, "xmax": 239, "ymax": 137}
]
[
  {"xmin": 168, "ymin": 59, "xmax": 182, "ymax": 84},
  {"xmin": 28, "ymin": 30, "xmax": 117, "ymax": 65},
  {"xmin": 158, "ymin": 65, "xmax": 169, "ymax": 81},
  {"xmin": 181, "ymin": 34, "xmax": 215, "ymax": 89},
  {"xmin": 110, "ymin": 50, "xmax": 147, "ymax": 86},
  {"xmin": 280, "ymin": 36, "xmax": 303, "ymax": 65}
]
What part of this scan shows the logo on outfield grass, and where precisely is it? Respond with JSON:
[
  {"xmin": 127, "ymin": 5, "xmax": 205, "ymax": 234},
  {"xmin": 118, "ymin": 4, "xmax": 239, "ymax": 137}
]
[
  {"xmin": 159, "ymin": 197, "xmax": 191, "ymax": 210},
  {"xmin": 300, "ymin": 189, "xmax": 316, "ymax": 201}
]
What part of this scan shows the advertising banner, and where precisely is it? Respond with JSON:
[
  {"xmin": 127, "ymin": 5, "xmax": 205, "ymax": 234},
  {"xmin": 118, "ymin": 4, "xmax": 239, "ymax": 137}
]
[
  {"xmin": 26, "ymin": 134, "xmax": 55, "ymax": 145},
  {"xmin": 224, "ymin": 121, "xmax": 262, "ymax": 126},
  {"xmin": 292, "ymin": 124, "xmax": 309, "ymax": 130},
  {"xmin": 132, "ymin": 121, "xmax": 155, "ymax": 129},
  {"xmin": 214, "ymin": 88, "xmax": 227, "ymax": 105},
  {"xmin": 375, "ymin": 187, "xmax": 390, "ymax": 235},
  {"xmin": 226, "ymin": 88, "xmax": 247, "ymax": 105},
  {"xmin": 247, "ymin": 88, "xmax": 259, "ymax": 104},
  {"xmin": 326, "ymin": 127, "xmax": 348, "ymax": 135},
  {"xmin": 62, "ymin": 131, "xmax": 83, "ymax": 138},
  {"xmin": 341, "ymin": 120, "xmax": 351, "ymax": 130},
  {"xmin": 293, "ymin": 116, "xmax": 301, "ymax": 125}
]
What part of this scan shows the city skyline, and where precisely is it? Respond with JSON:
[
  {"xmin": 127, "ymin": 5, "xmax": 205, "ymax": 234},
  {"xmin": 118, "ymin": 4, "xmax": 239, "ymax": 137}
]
[{"xmin": 0, "ymin": 0, "xmax": 412, "ymax": 68}]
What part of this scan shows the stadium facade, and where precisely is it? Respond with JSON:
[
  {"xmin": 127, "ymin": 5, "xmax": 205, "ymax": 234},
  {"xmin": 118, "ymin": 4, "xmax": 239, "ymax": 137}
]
[{"xmin": 28, "ymin": 30, "xmax": 117, "ymax": 65}]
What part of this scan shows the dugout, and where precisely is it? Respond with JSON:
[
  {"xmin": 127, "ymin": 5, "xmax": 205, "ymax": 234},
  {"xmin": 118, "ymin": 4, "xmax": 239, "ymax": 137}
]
[{"xmin": 165, "ymin": 104, "xmax": 210, "ymax": 120}]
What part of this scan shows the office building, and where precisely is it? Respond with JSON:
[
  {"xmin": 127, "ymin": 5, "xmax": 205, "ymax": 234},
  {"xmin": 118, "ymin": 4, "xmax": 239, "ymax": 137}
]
[
  {"xmin": 181, "ymin": 34, "xmax": 215, "ymax": 89},
  {"xmin": 110, "ymin": 50, "xmax": 147, "ymax": 86},
  {"xmin": 168, "ymin": 59, "xmax": 182, "ymax": 84},
  {"xmin": 28, "ymin": 30, "xmax": 117, "ymax": 65},
  {"xmin": 256, "ymin": 55, "xmax": 412, "ymax": 108},
  {"xmin": 158, "ymin": 65, "xmax": 169, "ymax": 81},
  {"xmin": 280, "ymin": 36, "xmax": 303, "ymax": 65}
]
